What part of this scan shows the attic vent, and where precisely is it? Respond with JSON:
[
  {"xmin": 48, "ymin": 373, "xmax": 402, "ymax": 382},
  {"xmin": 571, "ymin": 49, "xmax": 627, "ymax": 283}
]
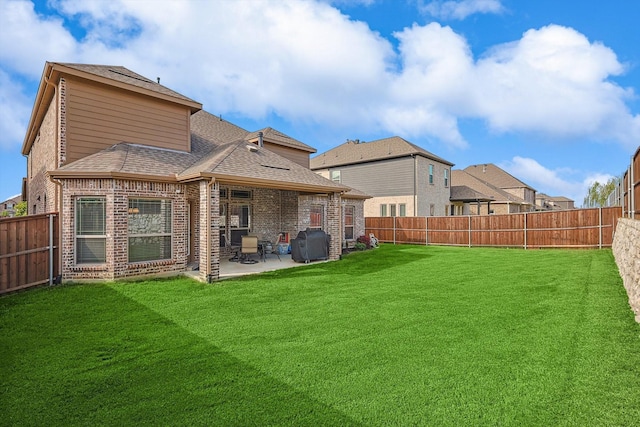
[
  {"xmin": 261, "ymin": 164, "xmax": 290, "ymax": 171},
  {"xmin": 247, "ymin": 145, "xmax": 258, "ymax": 152}
]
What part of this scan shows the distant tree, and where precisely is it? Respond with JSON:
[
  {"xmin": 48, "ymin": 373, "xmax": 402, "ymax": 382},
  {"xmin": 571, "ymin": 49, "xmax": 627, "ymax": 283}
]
[
  {"xmin": 1, "ymin": 210, "xmax": 9, "ymax": 217},
  {"xmin": 14, "ymin": 201, "xmax": 27, "ymax": 217},
  {"xmin": 583, "ymin": 178, "xmax": 617, "ymax": 208}
]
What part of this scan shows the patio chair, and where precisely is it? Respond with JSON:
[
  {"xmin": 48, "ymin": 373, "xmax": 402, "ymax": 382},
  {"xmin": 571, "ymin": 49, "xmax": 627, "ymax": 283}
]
[
  {"xmin": 262, "ymin": 233, "xmax": 282, "ymax": 261},
  {"xmin": 240, "ymin": 235, "xmax": 260, "ymax": 264}
]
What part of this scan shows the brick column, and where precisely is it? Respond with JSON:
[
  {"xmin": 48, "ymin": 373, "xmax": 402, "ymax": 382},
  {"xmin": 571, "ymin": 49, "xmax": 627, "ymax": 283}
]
[
  {"xmin": 198, "ymin": 180, "xmax": 220, "ymax": 282},
  {"xmin": 327, "ymin": 192, "xmax": 342, "ymax": 260}
]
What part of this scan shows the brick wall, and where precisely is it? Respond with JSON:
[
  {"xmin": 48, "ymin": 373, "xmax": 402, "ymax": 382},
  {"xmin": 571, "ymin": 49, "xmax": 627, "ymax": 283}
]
[
  {"xmin": 612, "ymin": 218, "xmax": 640, "ymax": 323},
  {"xmin": 61, "ymin": 178, "xmax": 189, "ymax": 281},
  {"xmin": 27, "ymin": 86, "xmax": 59, "ymax": 215}
]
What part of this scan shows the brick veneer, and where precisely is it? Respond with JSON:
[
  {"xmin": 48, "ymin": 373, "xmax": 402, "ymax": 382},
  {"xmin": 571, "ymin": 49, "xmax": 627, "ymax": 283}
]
[{"xmin": 61, "ymin": 178, "xmax": 188, "ymax": 281}]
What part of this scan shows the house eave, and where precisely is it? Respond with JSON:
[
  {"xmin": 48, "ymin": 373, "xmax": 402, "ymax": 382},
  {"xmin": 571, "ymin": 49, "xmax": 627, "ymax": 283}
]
[{"xmin": 48, "ymin": 170, "xmax": 179, "ymax": 183}]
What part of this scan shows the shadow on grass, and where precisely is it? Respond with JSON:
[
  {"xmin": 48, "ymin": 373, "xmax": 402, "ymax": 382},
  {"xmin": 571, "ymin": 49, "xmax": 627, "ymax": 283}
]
[{"xmin": 1, "ymin": 284, "xmax": 361, "ymax": 426}]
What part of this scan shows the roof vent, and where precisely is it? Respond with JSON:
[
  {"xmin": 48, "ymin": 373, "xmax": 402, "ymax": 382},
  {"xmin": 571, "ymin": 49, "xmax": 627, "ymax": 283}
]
[{"xmin": 247, "ymin": 145, "xmax": 258, "ymax": 152}]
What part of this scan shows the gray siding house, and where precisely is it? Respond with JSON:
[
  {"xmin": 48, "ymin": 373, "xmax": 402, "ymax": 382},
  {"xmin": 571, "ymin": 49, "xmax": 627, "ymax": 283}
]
[{"xmin": 310, "ymin": 137, "xmax": 454, "ymax": 217}]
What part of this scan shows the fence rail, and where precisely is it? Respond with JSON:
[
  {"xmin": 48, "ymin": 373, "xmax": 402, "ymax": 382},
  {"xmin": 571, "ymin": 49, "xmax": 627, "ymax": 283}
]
[
  {"xmin": 366, "ymin": 207, "xmax": 621, "ymax": 249},
  {"xmin": 0, "ymin": 213, "xmax": 59, "ymax": 294}
]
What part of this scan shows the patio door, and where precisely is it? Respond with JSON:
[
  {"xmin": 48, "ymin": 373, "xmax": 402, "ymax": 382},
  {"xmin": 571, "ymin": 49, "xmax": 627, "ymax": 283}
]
[
  {"xmin": 188, "ymin": 202, "xmax": 195, "ymax": 263},
  {"xmin": 229, "ymin": 204, "xmax": 251, "ymax": 245}
]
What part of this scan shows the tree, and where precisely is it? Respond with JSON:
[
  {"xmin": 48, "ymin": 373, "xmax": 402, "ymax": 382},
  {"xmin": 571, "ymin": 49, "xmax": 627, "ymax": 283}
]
[
  {"xmin": 14, "ymin": 201, "xmax": 27, "ymax": 217},
  {"xmin": 583, "ymin": 178, "xmax": 617, "ymax": 208}
]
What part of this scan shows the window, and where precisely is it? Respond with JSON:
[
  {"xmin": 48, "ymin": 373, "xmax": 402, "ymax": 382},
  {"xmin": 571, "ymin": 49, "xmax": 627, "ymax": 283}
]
[
  {"xmin": 229, "ymin": 204, "xmax": 250, "ymax": 244},
  {"xmin": 310, "ymin": 204, "xmax": 324, "ymax": 229},
  {"xmin": 344, "ymin": 205, "xmax": 354, "ymax": 240},
  {"xmin": 330, "ymin": 170, "xmax": 341, "ymax": 183},
  {"xmin": 390, "ymin": 204, "xmax": 397, "ymax": 217},
  {"xmin": 429, "ymin": 204, "xmax": 435, "ymax": 216},
  {"xmin": 380, "ymin": 204, "xmax": 387, "ymax": 217},
  {"xmin": 399, "ymin": 204, "xmax": 406, "ymax": 217},
  {"xmin": 128, "ymin": 199, "xmax": 172, "ymax": 262},
  {"xmin": 76, "ymin": 197, "xmax": 106, "ymax": 264},
  {"xmin": 429, "ymin": 164, "xmax": 434, "ymax": 184},
  {"xmin": 231, "ymin": 190, "xmax": 252, "ymax": 199},
  {"xmin": 219, "ymin": 203, "xmax": 227, "ymax": 247},
  {"xmin": 444, "ymin": 169, "xmax": 449, "ymax": 187}
]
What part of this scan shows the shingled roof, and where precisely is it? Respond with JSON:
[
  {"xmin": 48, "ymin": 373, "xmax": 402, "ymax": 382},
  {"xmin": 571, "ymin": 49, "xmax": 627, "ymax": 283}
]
[
  {"xmin": 310, "ymin": 136, "xmax": 454, "ymax": 169},
  {"xmin": 246, "ymin": 128, "xmax": 316, "ymax": 153},
  {"xmin": 57, "ymin": 63, "xmax": 199, "ymax": 105},
  {"xmin": 464, "ymin": 164, "xmax": 536, "ymax": 191},
  {"xmin": 51, "ymin": 110, "xmax": 349, "ymax": 194},
  {"xmin": 451, "ymin": 170, "xmax": 525, "ymax": 204}
]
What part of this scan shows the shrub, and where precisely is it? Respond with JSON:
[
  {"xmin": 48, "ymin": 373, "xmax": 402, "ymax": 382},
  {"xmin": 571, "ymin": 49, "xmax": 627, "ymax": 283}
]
[
  {"xmin": 356, "ymin": 235, "xmax": 371, "ymax": 248},
  {"xmin": 354, "ymin": 242, "xmax": 367, "ymax": 251}
]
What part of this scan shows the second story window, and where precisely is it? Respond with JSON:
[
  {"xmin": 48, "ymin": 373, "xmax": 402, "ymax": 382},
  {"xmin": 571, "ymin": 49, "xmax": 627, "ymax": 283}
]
[
  {"xmin": 330, "ymin": 170, "xmax": 341, "ymax": 183},
  {"xmin": 444, "ymin": 169, "xmax": 449, "ymax": 188},
  {"xmin": 429, "ymin": 164, "xmax": 434, "ymax": 184}
]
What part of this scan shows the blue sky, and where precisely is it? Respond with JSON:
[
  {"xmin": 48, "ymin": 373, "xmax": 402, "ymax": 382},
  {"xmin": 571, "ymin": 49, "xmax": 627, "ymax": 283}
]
[{"xmin": 1, "ymin": 0, "xmax": 639, "ymax": 205}]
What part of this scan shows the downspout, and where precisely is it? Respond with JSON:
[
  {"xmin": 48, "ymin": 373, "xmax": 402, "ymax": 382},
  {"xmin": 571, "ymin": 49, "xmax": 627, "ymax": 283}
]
[{"xmin": 206, "ymin": 177, "xmax": 216, "ymax": 283}]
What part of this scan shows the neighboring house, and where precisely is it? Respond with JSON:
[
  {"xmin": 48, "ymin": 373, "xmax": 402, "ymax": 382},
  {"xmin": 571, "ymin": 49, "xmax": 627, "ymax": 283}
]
[
  {"xmin": 462, "ymin": 164, "xmax": 536, "ymax": 213},
  {"xmin": 450, "ymin": 170, "xmax": 528, "ymax": 215},
  {"xmin": 536, "ymin": 193, "xmax": 575, "ymax": 211},
  {"xmin": 310, "ymin": 137, "xmax": 454, "ymax": 217},
  {"xmin": 22, "ymin": 62, "xmax": 367, "ymax": 283},
  {"xmin": 0, "ymin": 194, "xmax": 22, "ymax": 217}
]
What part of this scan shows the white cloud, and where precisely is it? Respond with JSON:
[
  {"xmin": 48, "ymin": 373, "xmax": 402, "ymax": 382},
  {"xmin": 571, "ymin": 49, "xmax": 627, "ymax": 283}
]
[
  {"xmin": 1, "ymin": 0, "xmax": 639, "ymax": 154},
  {"xmin": 500, "ymin": 156, "xmax": 615, "ymax": 205},
  {"xmin": 0, "ymin": 70, "xmax": 31, "ymax": 150},
  {"xmin": 420, "ymin": 0, "xmax": 504, "ymax": 20}
]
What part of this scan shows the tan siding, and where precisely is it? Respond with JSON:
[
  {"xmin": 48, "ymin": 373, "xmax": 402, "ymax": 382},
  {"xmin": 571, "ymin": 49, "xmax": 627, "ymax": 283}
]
[
  {"xmin": 264, "ymin": 142, "xmax": 310, "ymax": 168},
  {"xmin": 65, "ymin": 77, "xmax": 190, "ymax": 164}
]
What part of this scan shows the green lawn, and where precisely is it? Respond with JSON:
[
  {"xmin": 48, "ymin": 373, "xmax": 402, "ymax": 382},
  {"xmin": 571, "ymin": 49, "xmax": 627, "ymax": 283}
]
[{"xmin": 1, "ymin": 245, "xmax": 639, "ymax": 426}]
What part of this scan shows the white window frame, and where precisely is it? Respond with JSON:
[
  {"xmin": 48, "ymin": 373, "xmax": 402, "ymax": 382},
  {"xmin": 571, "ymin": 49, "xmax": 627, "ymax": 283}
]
[
  {"xmin": 344, "ymin": 205, "xmax": 355, "ymax": 240},
  {"xmin": 75, "ymin": 197, "xmax": 106, "ymax": 264},
  {"xmin": 128, "ymin": 198, "xmax": 173, "ymax": 263},
  {"xmin": 310, "ymin": 204, "xmax": 324, "ymax": 229},
  {"xmin": 330, "ymin": 170, "xmax": 341, "ymax": 183},
  {"xmin": 429, "ymin": 164, "xmax": 434, "ymax": 185}
]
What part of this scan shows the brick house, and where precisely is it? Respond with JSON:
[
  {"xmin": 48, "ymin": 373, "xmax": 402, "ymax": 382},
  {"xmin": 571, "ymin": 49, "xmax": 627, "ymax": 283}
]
[
  {"xmin": 22, "ymin": 62, "xmax": 368, "ymax": 282},
  {"xmin": 450, "ymin": 169, "xmax": 528, "ymax": 215},
  {"xmin": 0, "ymin": 194, "xmax": 23, "ymax": 217},
  {"xmin": 462, "ymin": 164, "xmax": 537, "ymax": 213},
  {"xmin": 310, "ymin": 137, "xmax": 454, "ymax": 217}
]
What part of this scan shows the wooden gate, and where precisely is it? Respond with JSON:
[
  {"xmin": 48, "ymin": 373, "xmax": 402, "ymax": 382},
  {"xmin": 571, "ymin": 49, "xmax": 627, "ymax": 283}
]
[{"xmin": 0, "ymin": 213, "xmax": 59, "ymax": 294}]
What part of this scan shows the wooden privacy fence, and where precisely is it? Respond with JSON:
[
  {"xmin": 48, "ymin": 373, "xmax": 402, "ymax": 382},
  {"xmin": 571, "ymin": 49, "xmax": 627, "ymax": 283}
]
[
  {"xmin": 366, "ymin": 207, "xmax": 622, "ymax": 249},
  {"xmin": 0, "ymin": 213, "xmax": 59, "ymax": 294}
]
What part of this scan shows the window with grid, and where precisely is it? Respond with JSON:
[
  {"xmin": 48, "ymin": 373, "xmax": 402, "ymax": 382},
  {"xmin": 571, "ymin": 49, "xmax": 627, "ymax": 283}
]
[
  {"xmin": 344, "ymin": 205, "xmax": 354, "ymax": 240},
  {"xmin": 128, "ymin": 199, "xmax": 172, "ymax": 262},
  {"xmin": 310, "ymin": 204, "xmax": 324, "ymax": 229},
  {"xmin": 75, "ymin": 197, "xmax": 106, "ymax": 264}
]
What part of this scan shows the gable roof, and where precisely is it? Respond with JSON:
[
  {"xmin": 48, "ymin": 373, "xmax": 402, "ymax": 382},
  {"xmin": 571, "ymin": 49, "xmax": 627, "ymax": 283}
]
[
  {"xmin": 309, "ymin": 136, "xmax": 454, "ymax": 169},
  {"xmin": 50, "ymin": 110, "xmax": 348, "ymax": 194},
  {"xmin": 450, "ymin": 185, "xmax": 492, "ymax": 202},
  {"xmin": 246, "ymin": 127, "xmax": 316, "ymax": 153},
  {"xmin": 22, "ymin": 62, "xmax": 202, "ymax": 156},
  {"xmin": 451, "ymin": 170, "xmax": 525, "ymax": 204},
  {"xmin": 463, "ymin": 164, "xmax": 536, "ymax": 191}
]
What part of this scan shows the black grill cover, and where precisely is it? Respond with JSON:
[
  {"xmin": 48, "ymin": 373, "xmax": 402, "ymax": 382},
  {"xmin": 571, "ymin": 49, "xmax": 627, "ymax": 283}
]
[{"xmin": 291, "ymin": 228, "xmax": 330, "ymax": 263}]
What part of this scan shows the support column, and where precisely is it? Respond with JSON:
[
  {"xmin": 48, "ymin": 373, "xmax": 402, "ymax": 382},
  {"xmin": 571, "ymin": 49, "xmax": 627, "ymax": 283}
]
[
  {"xmin": 198, "ymin": 180, "xmax": 220, "ymax": 282},
  {"xmin": 327, "ymin": 192, "xmax": 342, "ymax": 260}
]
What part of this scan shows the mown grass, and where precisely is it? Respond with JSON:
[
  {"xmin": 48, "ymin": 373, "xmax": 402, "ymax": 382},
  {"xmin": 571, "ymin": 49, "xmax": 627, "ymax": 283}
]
[{"xmin": 1, "ymin": 245, "xmax": 639, "ymax": 426}]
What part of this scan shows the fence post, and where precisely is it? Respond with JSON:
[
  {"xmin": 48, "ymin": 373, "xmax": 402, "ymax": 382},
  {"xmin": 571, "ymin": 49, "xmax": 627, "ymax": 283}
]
[
  {"xmin": 49, "ymin": 213, "xmax": 54, "ymax": 286},
  {"xmin": 468, "ymin": 215, "xmax": 472, "ymax": 248},
  {"xmin": 425, "ymin": 216, "xmax": 429, "ymax": 246},
  {"xmin": 393, "ymin": 216, "xmax": 397, "ymax": 245},
  {"xmin": 524, "ymin": 212, "xmax": 527, "ymax": 250},
  {"xmin": 598, "ymin": 207, "xmax": 602, "ymax": 249}
]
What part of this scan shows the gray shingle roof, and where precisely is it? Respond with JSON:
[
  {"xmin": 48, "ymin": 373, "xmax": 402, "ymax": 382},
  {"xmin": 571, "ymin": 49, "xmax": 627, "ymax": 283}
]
[
  {"xmin": 57, "ymin": 63, "xmax": 199, "ymax": 104},
  {"xmin": 451, "ymin": 170, "xmax": 525, "ymax": 204},
  {"xmin": 310, "ymin": 136, "xmax": 454, "ymax": 169},
  {"xmin": 463, "ymin": 164, "xmax": 535, "ymax": 191},
  {"xmin": 246, "ymin": 127, "xmax": 316, "ymax": 153},
  {"xmin": 450, "ymin": 185, "xmax": 492, "ymax": 202},
  {"xmin": 53, "ymin": 109, "xmax": 348, "ymax": 193}
]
